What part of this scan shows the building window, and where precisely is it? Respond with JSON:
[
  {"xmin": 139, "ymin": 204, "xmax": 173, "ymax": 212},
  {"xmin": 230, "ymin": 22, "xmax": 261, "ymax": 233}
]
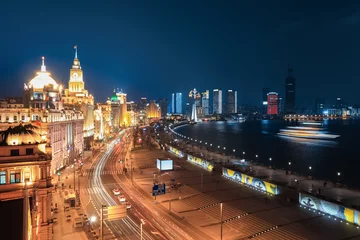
[
  {"xmin": 10, "ymin": 149, "xmax": 19, "ymax": 156},
  {"xmin": 0, "ymin": 171, "xmax": 6, "ymax": 184},
  {"xmin": 5, "ymin": 116, "xmax": 9, "ymax": 121},
  {"xmin": 21, "ymin": 116, "xmax": 25, "ymax": 121},
  {"xmin": 24, "ymin": 172, "xmax": 30, "ymax": 181},
  {"xmin": 10, "ymin": 171, "xmax": 21, "ymax": 183},
  {"xmin": 26, "ymin": 148, "xmax": 34, "ymax": 155},
  {"xmin": 13, "ymin": 115, "xmax": 17, "ymax": 121}
]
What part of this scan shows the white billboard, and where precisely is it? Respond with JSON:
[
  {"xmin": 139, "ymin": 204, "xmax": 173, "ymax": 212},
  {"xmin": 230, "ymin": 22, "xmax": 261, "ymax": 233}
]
[{"xmin": 157, "ymin": 159, "xmax": 173, "ymax": 170}]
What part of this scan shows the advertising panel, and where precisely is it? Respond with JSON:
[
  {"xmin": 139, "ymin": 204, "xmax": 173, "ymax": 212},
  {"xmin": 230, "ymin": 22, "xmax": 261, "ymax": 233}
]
[
  {"xmin": 187, "ymin": 154, "xmax": 214, "ymax": 171},
  {"xmin": 157, "ymin": 159, "xmax": 173, "ymax": 170},
  {"xmin": 169, "ymin": 146, "xmax": 184, "ymax": 158},
  {"xmin": 299, "ymin": 192, "xmax": 359, "ymax": 225},
  {"xmin": 222, "ymin": 167, "xmax": 278, "ymax": 195}
]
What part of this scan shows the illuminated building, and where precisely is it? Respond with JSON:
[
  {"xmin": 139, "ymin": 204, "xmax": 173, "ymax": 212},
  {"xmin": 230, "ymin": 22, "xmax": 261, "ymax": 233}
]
[
  {"xmin": 116, "ymin": 90, "xmax": 128, "ymax": 127},
  {"xmin": 188, "ymin": 88, "xmax": 198, "ymax": 121},
  {"xmin": 226, "ymin": 90, "xmax": 237, "ymax": 114},
  {"xmin": 171, "ymin": 93, "xmax": 182, "ymax": 114},
  {"xmin": 13, "ymin": 57, "xmax": 84, "ymax": 174},
  {"xmin": 157, "ymin": 98, "xmax": 168, "ymax": 118},
  {"xmin": 146, "ymin": 100, "xmax": 161, "ymax": 119},
  {"xmin": 139, "ymin": 97, "xmax": 147, "ymax": 111},
  {"xmin": 202, "ymin": 90, "xmax": 210, "ymax": 116},
  {"xmin": 267, "ymin": 92, "xmax": 279, "ymax": 115},
  {"xmin": 108, "ymin": 89, "xmax": 128, "ymax": 129},
  {"xmin": 62, "ymin": 46, "xmax": 94, "ymax": 149},
  {"xmin": 0, "ymin": 124, "xmax": 53, "ymax": 240},
  {"xmin": 285, "ymin": 66, "xmax": 296, "ymax": 114},
  {"xmin": 96, "ymin": 102, "xmax": 111, "ymax": 137},
  {"xmin": 213, "ymin": 89, "xmax": 222, "ymax": 114},
  {"xmin": 262, "ymin": 88, "xmax": 270, "ymax": 114}
]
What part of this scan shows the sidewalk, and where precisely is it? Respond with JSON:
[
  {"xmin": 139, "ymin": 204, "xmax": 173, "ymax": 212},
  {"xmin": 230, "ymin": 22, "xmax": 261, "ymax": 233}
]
[
  {"xmin": 51, "ymin": 150, "xmax": 98, "ymax": 240},
  {"xmin": 178, "ymin": 142, "xmax": 360, "ymax": 209}
]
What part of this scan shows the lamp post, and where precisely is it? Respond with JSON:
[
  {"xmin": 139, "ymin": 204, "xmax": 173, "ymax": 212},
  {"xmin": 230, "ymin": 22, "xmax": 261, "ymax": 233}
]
[
  {"xmin": 269, "ymin": 157, "xmax": 272, "ymax": 168},
  {"xmin": 288, "ymin": 162, "xmax": 291, "ymax": 172},
  {"xmin": 255, "ymin": 154, "xmax": 258, "ymax": 164},
  {"xmin": 309, "ymin": 166, "xmax": 312, "ymax": 176},
  {"xmin": 220, "ymin": 202, "xmax": 223, "ymax": 240},
  {"xmin": 73, "ymin": 159, "xmax": 76, "ymax": 192},
  {"xmin": 243, "ymin": 151, "xmax": 245, "ymax": 160},
  {"xmin": 337, "ymin": 172, "xmax": 341, "ymax": 183}
]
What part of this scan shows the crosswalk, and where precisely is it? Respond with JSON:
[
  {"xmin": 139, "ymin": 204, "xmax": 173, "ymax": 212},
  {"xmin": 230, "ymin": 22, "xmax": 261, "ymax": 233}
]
[
  {"xmin": 82, "ymin": 170, "xmax": 123, "ymax": 176},
  {"xmin": 80, "ymin": 187, "xmax": 104, "ymax": 195}
]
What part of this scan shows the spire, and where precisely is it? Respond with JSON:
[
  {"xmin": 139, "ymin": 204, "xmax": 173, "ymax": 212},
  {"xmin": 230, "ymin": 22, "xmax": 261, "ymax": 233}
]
[
  {"xmin": 74, "ymin": 45, "xmax": 78, "ymax": 59},
  {"xmin": 41, "ymin": 56, "xmax": 46, "ymax": 72}
]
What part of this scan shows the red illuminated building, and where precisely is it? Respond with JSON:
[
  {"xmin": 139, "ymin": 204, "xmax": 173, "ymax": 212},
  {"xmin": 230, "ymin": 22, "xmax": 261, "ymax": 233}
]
[{"xmin": 267, "ymin": 92, "xmax": 278, "ymax": 115}]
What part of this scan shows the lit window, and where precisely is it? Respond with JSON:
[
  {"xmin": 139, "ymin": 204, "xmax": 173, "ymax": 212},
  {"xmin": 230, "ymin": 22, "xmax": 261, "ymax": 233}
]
[
  {"xmin": 5, "ymin": 116, "xmax": 9, "ymax": 121},
  {"xmin": 10, "ymin": 171, "xmax": 21, "ymax": 184},
  {"xmin": 0, "ymin": 171, "xmax": 6, "ymax": 184}
]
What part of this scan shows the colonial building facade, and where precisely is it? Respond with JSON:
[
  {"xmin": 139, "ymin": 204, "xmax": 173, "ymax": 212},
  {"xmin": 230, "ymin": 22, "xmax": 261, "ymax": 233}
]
[
  {"xmin": 0, "ymin": 57, "xmax": 84, "ymax": 174},
  {"xmin": 0, "ymin": 124, "xmax": 53, "ymax": 240},
  {"xmin": 62, "ymin": 46, "xmax": 94, "ymax": 150}
]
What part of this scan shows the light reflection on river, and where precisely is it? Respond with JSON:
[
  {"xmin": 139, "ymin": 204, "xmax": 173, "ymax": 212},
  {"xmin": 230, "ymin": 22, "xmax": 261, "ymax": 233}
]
[{"xmin": 174, "ymin": 119, "xmax": 360, "ymax": 188}]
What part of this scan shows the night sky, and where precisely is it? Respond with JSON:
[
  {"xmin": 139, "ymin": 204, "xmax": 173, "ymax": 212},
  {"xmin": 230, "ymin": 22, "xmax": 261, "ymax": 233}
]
[{"xmin": 1, "ymin": 0, "xmax": 360, "ymax": 107}]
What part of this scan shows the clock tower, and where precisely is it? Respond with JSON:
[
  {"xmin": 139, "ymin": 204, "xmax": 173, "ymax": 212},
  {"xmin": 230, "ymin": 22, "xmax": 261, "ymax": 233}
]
[{"xmin": 69, "ymin": 45, "xmax": 84, "ymax": 93}]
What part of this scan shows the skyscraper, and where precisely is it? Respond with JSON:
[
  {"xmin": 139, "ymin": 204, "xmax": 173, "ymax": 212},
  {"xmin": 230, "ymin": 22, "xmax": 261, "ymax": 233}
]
[
  {"xmin": 285, "ymin": 66, "xmax": 296, "ymax": 114},
  {"xmin": 171, "ymin": 92, "xmax": 182, "ymax": 114},
  {"xmin": 213, "ymin": 89, "xmax": 222, "ymax": 114},
  {"xmin": 202, "ymin": 90, "xmax": 210, "ymax": 115},
  {"xmin": 267, "ymin": 92, "xmax": 278, "ymax": 115},
  {"xmin": 262, "ymin": 88, "xmax": 270, "ymax": 114},
  {"xmin": 226, "ymin": 90, "xmax": 237, "ymax": 114},
  {"xmin": 157, "ymin": 98, "xmax": 168, "ymax": 118}
]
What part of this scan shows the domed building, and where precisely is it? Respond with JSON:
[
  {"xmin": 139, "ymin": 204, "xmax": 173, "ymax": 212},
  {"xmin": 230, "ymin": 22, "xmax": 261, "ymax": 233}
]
[
  {"xmin": 0, "ymin": 56, "xmax": 85, "ymax": 175},
  {"xmin": 0, "ymin": 123, "xmax": 53, "ymax": 240}
]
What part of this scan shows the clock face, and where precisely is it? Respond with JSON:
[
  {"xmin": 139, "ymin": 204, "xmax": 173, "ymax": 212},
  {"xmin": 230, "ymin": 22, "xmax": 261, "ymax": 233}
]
[{"xmin": 72, "ymin": 72, "xmax": 79, "ymax": 79}]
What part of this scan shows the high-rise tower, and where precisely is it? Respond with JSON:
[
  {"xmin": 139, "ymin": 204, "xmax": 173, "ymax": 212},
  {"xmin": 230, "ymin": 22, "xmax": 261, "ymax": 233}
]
[{"xmin": 285, "ymin": 66, "xmax": 296, "ymax": 114}]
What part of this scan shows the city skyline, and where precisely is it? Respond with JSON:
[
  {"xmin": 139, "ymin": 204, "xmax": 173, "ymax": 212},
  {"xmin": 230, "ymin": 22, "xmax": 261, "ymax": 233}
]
[{"xmin": 2, "ymin": 1, "xmax": 360, "ymax": 107}]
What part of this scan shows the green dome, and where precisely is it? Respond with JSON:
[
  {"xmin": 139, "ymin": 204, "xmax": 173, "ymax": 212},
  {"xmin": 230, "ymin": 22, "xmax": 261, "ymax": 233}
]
[{"xmin": 110, "ymin": 92, "xmax": 118, "ymax": 101}]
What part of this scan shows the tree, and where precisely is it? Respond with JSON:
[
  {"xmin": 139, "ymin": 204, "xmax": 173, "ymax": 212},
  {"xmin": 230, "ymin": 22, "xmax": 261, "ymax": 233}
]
[{"xmin": 0, "ymin": 123, "xmax": 39, "ymax": 146}]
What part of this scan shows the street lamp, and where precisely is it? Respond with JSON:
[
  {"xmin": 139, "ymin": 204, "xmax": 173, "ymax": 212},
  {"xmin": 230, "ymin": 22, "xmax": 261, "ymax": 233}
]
[
  {"xmin": 218, "ymin": 145, "xmax": 220, "ymax": 148},
  {"xmin": 233, "ymin": 149, "xmax": 235, "ymax": 153},
  {"xmin": 223, "ymin": 147, "xmax": 226, "ymax": 150},
  {"xmin": 210, "ymin": 143, "xmax": 212, "ymax": 146},
  {"xmin": 90, "ymin": 216, "xmax": 96, "ymax": 223},
  {"xmin": 269, "ymin": 157, "xmax": 272, "ymax": 168},
  {"xmin": 140, "ymin": 219, "xmax": 146, "ymax": 240},
  {"xmin": 243, "ymin": 151, "xmax": 245, "ymax": 159}
]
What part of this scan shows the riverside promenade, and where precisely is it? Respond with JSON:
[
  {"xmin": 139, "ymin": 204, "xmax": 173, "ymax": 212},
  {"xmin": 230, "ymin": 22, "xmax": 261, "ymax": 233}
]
[
  {"xmin": 128, "ymin": 144, "xmax": 360, "ymax": 240},
  {"xmin": 175, "ymin": 140, "xmax": 360, "ymax": 209}
]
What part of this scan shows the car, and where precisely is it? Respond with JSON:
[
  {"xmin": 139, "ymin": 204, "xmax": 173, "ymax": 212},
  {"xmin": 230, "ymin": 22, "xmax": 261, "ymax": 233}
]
[
  {"xmin": 118, "ymin": 195, "xmax": 126, "ymax": 202},
  {"xmin": 125, "ymin": 202, "xmax": 132, "ymax": 209},
  {"xmin": 112, "ymin": 189, "xmax": 120, "ymax": 196}
]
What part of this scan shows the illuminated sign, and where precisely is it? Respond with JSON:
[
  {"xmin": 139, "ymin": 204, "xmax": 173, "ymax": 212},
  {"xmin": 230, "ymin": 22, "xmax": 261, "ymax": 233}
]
[
  {"xmin": 168, "ymin": 146, "xmax": 184, "ymax": 158},
  {"xmin": 299, "ymin": 192, "xmax": 359, "ymax": 225},
  {"xmin": 157, "ymin": 159, "xmax": 173, "ymax": 170},
  {"xmin": 222, "ymin": 167, "xmax": 278, "ymax": 195},
  {"xmin": 187, "ymin": 154, "xmax": 214, "ymax": 171},
  {"xmin": 263, "ymin": 101, "xmax": 268, "ymax": 105}
]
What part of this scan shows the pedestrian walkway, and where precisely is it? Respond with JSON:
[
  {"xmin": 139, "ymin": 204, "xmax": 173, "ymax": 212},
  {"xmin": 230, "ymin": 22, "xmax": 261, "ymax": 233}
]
[
  {"xmin": 178, "ymin": 142, "xmax": 360, "ymax": 209},
  {"xmin": 130, "ymin": 146, "xmax": 360, "ymax": 240},
  {"xmin": 82, "ymin": 169, "xmax": 123, "ymax": 176}
]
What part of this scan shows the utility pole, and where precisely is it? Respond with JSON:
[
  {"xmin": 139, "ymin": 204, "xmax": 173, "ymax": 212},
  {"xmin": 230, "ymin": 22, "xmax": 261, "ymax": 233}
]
[
  {"xmin": 220, "ymin": 202, "xmax": 223, "ymax": 240},
  {"xmin": 168, "ymin": 189, "xmax": 172, "ymax": 213},
  {"xmin": 73, "ymin": 159, "xmax": 76, "ymax": 192},
  {"xmin": 201, "ymin": 172, "xmax": 203, "ymax": 189},
  {"xmin": 131, "ymin": 160, "xmax": 133, "ymax": 186},
  {"xmin": 100, "ymin": 205, "xmax": 105, "ymax": 240}
]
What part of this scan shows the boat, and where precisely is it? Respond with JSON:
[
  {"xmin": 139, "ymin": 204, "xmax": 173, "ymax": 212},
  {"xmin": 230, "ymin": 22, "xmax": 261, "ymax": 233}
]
[{"xmin": 277, "ymin": 121, "xmax": 340, "ymax": 140}]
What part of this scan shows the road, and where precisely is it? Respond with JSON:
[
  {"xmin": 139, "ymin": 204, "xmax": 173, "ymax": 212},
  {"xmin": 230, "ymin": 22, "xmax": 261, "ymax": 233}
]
[
  {"xmin": 82, "ymin": 133, "xmax": 154, "ymax": 240},
  {"xmin": 82, "ymin": 128, "xmax": 216, "ymax": 240}
]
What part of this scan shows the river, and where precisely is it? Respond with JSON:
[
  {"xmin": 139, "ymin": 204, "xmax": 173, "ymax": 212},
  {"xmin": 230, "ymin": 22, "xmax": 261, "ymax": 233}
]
[{"xmin": 174, "ymin": 119, "xmax": 360, "ymax": 188}]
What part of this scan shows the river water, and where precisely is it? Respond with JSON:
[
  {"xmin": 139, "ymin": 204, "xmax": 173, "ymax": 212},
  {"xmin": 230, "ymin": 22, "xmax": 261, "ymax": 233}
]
[{"xmin": 174, "ymin": 119, "xmax": 360, "ymax": 188}]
